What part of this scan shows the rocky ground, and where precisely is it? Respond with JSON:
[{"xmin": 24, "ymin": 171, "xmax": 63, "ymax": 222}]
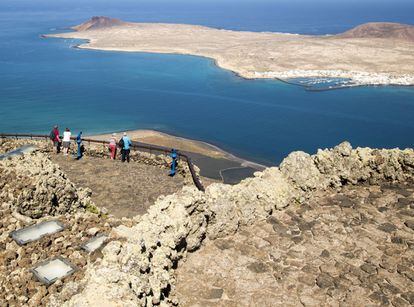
[
  {"xmin": 0, "ymin": 138, "xmax": 198, "ymax": 306},
  {"xmin": 51, "ymin": 154, "xmax": 185, "ymax": 218},
  {"xmin": 1, "ymin": 139, "xmax": 413, "ymax": 306},
  {"xmin": 0, "ymin": 211, "xmax": 118, "ymax": 306},
  {"xmin": 57, "ymin": 142, "xmax": 414, "ymax": 306},
  {"xmin": 175, "ymin": 182, "xmax": 414, "ymax": 306},
  {"xmin": 0, "ymin": 143, "xmax": 124, "ymax": 306}
]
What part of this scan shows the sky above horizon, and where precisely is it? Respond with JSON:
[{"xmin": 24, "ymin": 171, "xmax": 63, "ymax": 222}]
[{"xmin": 3, "ymin": 0, "xmax": 414, "ymax": 7}]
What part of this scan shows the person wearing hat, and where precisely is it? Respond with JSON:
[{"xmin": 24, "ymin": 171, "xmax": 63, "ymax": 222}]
[
  {"xmin": 121, "ymin": 132, "xmax": 132, "ymax": 163},
  {"xmin": 108, "ymin": 133, "xmax": 117, "ymax": 160}
]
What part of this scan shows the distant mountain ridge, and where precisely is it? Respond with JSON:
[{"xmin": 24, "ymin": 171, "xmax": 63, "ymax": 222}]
[
  {"xmin": 338, "ymin": 22, "xmax": 414, "ymax": 41},
  {"xmin": 72, "ymin": 16, "xmax": 126, "ymax": 31}
]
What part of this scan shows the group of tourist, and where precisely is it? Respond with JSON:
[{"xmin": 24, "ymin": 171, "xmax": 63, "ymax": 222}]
[
  {"xmin": 49, "ymin": 126, "xmax": 83, "ymax": 159},
  {"xmin": 108, "ymin": 132, "xmax": 132, "ymax": 162},
  {"xmin": 49, "ymin": 126, "xmax": 132, "ymax": 162}
]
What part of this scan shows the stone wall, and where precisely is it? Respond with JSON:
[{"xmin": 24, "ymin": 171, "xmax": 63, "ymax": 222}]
[
  {"xmin": 0, "ymin": 150, "xmax": 95, "ymax": 218},
  {"xmin": 57, "ymin": 142, "xmax": 414, "ymax": 306},
  {"xmin": 0, "ymin": 138, "xmax": 49, "ymax": 154}
]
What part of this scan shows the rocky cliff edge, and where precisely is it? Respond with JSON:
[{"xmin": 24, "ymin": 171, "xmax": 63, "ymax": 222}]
[{"xmin": 52, "ymin": 142, "xmax": 414, "ymax": 306}]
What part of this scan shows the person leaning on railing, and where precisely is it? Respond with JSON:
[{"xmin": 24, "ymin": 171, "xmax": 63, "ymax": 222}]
[{"xmin": 108, "ymin": 133, "xmax": 117, "ymax": 160}]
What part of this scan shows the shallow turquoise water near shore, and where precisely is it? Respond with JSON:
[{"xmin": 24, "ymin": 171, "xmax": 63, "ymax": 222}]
[{"xmin": 1, "ymin": 1, "xmax": 414, "ymax": 164}]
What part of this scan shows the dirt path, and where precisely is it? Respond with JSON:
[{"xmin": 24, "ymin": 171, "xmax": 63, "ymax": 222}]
[
  {"xmin": 175, "ymin": 182, "xmax": 414, "ymax": 306},
  {"xmin": 51, "ymin": 154, "xmax": 185, "ymax": 218}
]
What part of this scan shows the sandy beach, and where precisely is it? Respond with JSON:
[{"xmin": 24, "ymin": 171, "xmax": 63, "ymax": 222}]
[
  {"xmin": 91, "ymin": 129, "xmax": 225, "ymax": 158},
  {"xmin": 46, "ymin": 19, "xmax": 414, "ymax": 86},
  {"xmin": 90, "ymin": 129, "xmax": 266, "ymax": 183}
]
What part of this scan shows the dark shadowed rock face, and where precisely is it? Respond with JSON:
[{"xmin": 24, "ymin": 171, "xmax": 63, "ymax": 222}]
[
  {"xmin": 339, "ymin": 22, "xmax": 414, "ymax": 41},
  {"xmin": 72, "ymin": 16, "xmax": 125, "ymax": 31}
]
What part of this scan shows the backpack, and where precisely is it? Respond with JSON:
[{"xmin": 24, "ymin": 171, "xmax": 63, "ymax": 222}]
[
  {"xmin": 49, "ymin": 130, "xmax": 55, "ymax": 140},
  {"xmin": 118, "ymin": 138, "xmax": 124, "ymax": 149}
]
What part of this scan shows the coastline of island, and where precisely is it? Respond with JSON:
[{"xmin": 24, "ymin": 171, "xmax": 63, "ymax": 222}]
[
  {"xmin": 44, "ymin": 18, "xmax": 414, "ymax": 87},
  {"xmin": 61, "ymin": 37, "xmax": 414, "ymax": 88}
]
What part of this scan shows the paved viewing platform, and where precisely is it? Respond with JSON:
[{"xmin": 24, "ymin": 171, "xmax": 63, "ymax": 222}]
[{"xmin": 50, "ymin": 154, "xmax": 186, "ymax": 218}]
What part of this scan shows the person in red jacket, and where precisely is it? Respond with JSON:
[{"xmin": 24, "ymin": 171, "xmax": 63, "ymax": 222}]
[{"xmin": 49, "ymin": 125, "xmax": 61, "ymax": 153}]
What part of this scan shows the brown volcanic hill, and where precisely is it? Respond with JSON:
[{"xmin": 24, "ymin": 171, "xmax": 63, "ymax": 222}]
[
  {"xmin": 339, "ymin": 22, "xmax": 414, "ymax": 41},
  {"xmin": 72, "ymin": 16, "xmax": 125, "ymax": 31}
]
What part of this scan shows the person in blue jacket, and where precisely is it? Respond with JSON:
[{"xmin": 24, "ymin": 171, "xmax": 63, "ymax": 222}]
[
  {"xmin": 169, "ymin": 149, "xmax": 178, "ymax": 176},
  {"xmin": 121, "ymin": 132, "xmax": 132, "ymax": 163},
  {"xmin": 76, "ymin": 131, "xmax": 83, "ymax": 160}
]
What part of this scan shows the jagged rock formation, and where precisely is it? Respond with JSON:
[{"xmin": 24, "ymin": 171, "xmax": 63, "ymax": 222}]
[
  {"xmin": 339, "ymin": 22, "xmax": 414, "ymax": 42},
  {"xmin": 72, "ymin": 16, "xmax": 126, "ymax": 32},
  {"xmin": 0, "ymin": 143, "xmax": 124, "ymax": 306},
  {"xmin": 0, "ymin": 139, "xmax": 48, "ymax": 154},
  {"xmin": 1, "ymin": 139, "xmax": 413, "ymax": 306},
  {"xmin": 0, "ymin": 151, "xmax": 95, "ymax": 218},
  {"xmin": 280, "ymin": 142, "xmax": 414, "ymax": 189},
  {"xmin": 57, "ymin": 142, "xmax": 414, "ymax": 306}
]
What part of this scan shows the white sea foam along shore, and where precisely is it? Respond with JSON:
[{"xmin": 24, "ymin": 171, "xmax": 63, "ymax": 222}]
[{"xmin": 255, "ymin": 70, "xmax": 414, "ymax": 86}]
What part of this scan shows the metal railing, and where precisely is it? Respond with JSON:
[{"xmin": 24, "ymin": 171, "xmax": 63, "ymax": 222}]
[{"xmin": 0, "ymin": 133, "xmax": 205, "ymax": 192}]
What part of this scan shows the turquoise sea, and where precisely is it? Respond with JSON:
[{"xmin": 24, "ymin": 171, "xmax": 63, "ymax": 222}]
[{"xmin": 1, "ymin": 0, "xmax": 413, "ymax": 164}]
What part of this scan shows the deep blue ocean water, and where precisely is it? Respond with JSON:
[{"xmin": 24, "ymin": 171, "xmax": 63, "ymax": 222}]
[{"xmin": 1, "ymin": 0, "xmax": 413, "ymax": 164}]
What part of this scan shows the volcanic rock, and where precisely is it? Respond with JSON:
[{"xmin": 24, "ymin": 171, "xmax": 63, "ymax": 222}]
[
  {"xmin": 72, "ymin": 16, "xmax": 126, "ymax": 32},
  {"xmin": 339, "ymin": 22, "xmax": 414, "ymax": 42}
]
